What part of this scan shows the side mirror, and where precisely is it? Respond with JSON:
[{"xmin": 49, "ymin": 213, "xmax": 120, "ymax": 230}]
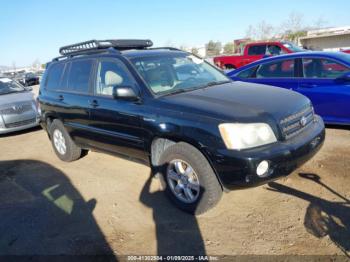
[
  {"xmin": 113, "ymin": 86, "xmax": 139, "ymax": 101},
  {"xmin": 336, "ymin": 72, "xmax": 350, "ymax": 83}
]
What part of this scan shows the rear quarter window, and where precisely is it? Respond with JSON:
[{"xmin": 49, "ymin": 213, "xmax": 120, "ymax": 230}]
[{"xmin": 46, "ymin": 63, "xmax": 65, "ymax": 90}]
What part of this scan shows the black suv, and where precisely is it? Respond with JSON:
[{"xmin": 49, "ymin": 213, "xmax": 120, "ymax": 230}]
[{"xmin": 39, "ymin": 39, "xmax": 325, "ymax": 214}]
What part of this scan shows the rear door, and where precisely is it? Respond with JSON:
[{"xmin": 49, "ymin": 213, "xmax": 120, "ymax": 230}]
[
  {"xmin": 57, "ymin": 58, "xmax": 96, "ymax": 147},
  {"xmin": 294, "ymin": 57, "xmax": 350, "ymax": 124},
  {"xmin": 88, "ymin": 57, "xmax": 147, "ymax": 161}
]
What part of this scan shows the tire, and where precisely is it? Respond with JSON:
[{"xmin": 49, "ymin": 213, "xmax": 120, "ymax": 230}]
[
  {"xmin": 49, "ymin": 119, "xmax": 82, "ymax": 162},
  {"xmin": 158, "ymin": 142, "xmax": 222, "ymax": 215}
]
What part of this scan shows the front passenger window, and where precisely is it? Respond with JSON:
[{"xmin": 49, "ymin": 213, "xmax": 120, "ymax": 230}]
[{"xmin": 96, "ymin": 60, "xmax": 135, "ymax": 96}]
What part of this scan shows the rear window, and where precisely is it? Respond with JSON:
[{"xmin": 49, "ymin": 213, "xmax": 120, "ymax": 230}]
[
  {"xmin": 46, "ymin": 63, "xmax": 65, "ymax": 90},
  {"xmin": 67, "ymin": 60, "xmax": 93, "ymax": 93},
  {"xmin": 248, "ymin": 45, "xmax": 267, "ymax": 55}
]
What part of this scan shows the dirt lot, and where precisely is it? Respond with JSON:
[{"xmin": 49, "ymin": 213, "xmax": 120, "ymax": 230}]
[{"xmin": 0, "ymin": 126, "xmax": 349, "ymax": 258}]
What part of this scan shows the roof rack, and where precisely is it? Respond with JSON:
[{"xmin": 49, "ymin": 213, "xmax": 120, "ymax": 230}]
[
  {"xmin": 150, "ymin": 47, "xmax": 183, "ymax": 51},
  {"xmin": 59, "ymin": 39, "xmax": 153, "ymax": 56}
]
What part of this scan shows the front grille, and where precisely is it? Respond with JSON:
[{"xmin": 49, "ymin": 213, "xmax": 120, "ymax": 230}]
[
  {"xmin": 5, "ymin": 118, "xmax": 36, "ymax": 128},
  {"xmin": 280, "ymin": 106, "xmax": 314, "ymax": 139},
  {"xmin": 0, "ymin": 103, "xmax": 33, "ymax": 115}
]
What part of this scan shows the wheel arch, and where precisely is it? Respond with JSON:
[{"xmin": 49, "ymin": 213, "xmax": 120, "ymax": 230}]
[{"xmin": 149, "ymin": 136, "xmax": 224, "ymax": 189}]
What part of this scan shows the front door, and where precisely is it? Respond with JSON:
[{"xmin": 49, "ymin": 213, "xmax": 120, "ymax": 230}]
[
  {"xmin": 88, "ymin": 58, "xmax": 147, "ymax": 161},
  {"xmin": 247, "ymin": 58, "xmax": 299, "ymax": 90}
]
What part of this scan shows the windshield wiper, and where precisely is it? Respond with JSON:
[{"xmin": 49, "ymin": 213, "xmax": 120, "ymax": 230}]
[{"xmin": 199, "ymin": 80, "xmax": 231, "ymax": 89}]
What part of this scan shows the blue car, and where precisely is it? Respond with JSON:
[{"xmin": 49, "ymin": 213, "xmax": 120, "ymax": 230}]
[{"xmin": 228, "ymin": 52, "xmax": 350, "ymax": 125}]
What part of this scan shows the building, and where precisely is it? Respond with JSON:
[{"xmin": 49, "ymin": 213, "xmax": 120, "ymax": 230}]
[{"xmin": 299, "ymin": 26, "xmax": 350, "ymax": 51}]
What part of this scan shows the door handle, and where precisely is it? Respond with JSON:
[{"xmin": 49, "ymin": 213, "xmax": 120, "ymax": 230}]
[
  {"xmin": 58, "ymin": 95, "xmax": 64, "ymax": 101},
  {"xmin": 89, "ymin": 99, "xmax": 99, "ymax": 108},
  {"xmin": 299, "ymin": 83, "xmax": 317, "ymax": 88}
]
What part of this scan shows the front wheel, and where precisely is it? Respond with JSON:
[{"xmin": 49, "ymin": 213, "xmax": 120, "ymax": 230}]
[{"xmin": 158, "ymin": 142, "xmax": 223, "ymax": 215}]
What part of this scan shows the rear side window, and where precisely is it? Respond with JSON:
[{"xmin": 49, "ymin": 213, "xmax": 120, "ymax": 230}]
[
  {"xmin": 46, "ymin": 63, "xmax": 65, "ymax": 90},
  {"xmin": 67, "ymin": 60, "xmax": 93, "ymax": 93},
  {"xmin": 248, "ymin": 45, "xmax": 267, "ymax": 55},
  {"xmin": 302, "ymin": 58, "xmax": 350, "ymax": 78},
  {"xmin": 235, "ymin": 66, "xmax": 257, "ymax": 78},
  {"xmin": 266, "ymin": 45, "xmax": 286, "ymax": 55},
  {"xmin": 256, "ymin": 59, "xmax": 295, "ymax": 78}
]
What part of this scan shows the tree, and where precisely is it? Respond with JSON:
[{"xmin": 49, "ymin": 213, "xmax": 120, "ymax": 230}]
[
  {"xmin": 256, "ymin": 21, "xmax": 274, "ymax": 40},
  {"xmin": 313, "ymin": 17, "xmax": 328, "ymax": 29},
  {"xmin": 245, "ymin": 25, "xmax": 256, "ymax": 39},
  {"xmin": 223, "ymin": 42, "xmax": 234, "ymax": 54},
  {"xmin": 32, "ymin": 59, "xmax": 41, "ymax": 70},
  {"xmin": 245, "ymin": 21, "xmax": 274, "ymax": 40},
  {"xmin": 281, "ymin": 12, "xmax": 304, "ymax": 33},
  {"xmin": 206, "ymin": 41, "xmax": 222, "ymax": 56}
]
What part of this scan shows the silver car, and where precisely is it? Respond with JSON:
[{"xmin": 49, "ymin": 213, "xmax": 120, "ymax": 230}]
[{"xmin": 0, "ymin": 78, "xmax": 40, "ymax": 134}]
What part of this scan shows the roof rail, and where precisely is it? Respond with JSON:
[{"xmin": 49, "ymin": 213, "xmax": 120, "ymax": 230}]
[
  {"xmin": 59, "ymin": 39, "xmax": 153, "ymax": 56},
  {"xmin": 150, "ymin": 47, "xmax": 183, "ymax": 51}
]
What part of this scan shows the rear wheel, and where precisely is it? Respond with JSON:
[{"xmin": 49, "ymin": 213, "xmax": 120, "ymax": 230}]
[
  {"xmin": 49, "ymin": 119, "xmax": 82, "ymax": 162},
  {"xmin": 158, "ymin": 142, "xmax": 222, "ymax": 215}
]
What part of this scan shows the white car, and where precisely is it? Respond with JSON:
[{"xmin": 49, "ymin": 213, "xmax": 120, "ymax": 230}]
[{"xmin": 0, "ymin": 78, "xmax": 40, "ymax": 134}]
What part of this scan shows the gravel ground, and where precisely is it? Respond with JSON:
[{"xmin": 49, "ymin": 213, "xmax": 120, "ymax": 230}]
[{"xmin": 0, "ymin": 126, "xmax": 349, "ymax": 259}]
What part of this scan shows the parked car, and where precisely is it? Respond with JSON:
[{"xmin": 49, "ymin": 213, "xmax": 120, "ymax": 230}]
[
  {"xmin": 213, "ymin": 41, "xmax": 305, "ymax": 70},
  {"xmin": 228, "ymin": 52, "xmax": 350, "ymax": 125},
  {"xmin": 19, "ymin": 72, "xmax": 40, "ymax": 86},
  {"xmin": 39, "ymin": 39, "xmax": 325, "ymax": 214},
  {"xmin": 0, "ymin": 77, "xmax": 40, "ymax": 134}
]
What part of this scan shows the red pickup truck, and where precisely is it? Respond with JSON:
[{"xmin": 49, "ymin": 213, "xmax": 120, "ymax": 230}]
[{"xmin": 214, "ymin": 41, "xmax": 304, "ymax": 69}]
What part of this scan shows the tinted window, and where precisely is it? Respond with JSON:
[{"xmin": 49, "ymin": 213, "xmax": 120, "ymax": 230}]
[
  {"xmin": 236, "ymin": 66, "xmax": 257, "ymax": 78},
  {"xmin": 67, "ymin": 60, "xmax": 93, "ymax": 93},
  {"xmin": 256, "ymin": 59, "xmax": 295, "ymax": 78},
  {"xmin": 46, "ymin": 63, "xmax": 65, "ymax": 90},
  {"xmin": 266, "ymin": 45, "xmax": 285, "ymax": 55},
  {"xmin": 303, "ymin": 58, "xmax": 350, "ymax": 78},
  {"xmin": 96, "ymin": 60, "xmax": 135, "ymax": 96},
  {"xmin": 248, "ymin": 45, "xmax": 267, "ymax": 55}
]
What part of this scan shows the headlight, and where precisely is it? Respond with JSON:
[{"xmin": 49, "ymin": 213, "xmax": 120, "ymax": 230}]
[{"xmin": 219, "ymin": 123, "xmax": 277, "ymax": 150}]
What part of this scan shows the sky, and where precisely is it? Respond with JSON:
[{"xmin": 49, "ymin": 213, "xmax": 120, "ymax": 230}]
[{"xmin": 1, "ymin": 0, "xmax": 350, "ymax": 67}]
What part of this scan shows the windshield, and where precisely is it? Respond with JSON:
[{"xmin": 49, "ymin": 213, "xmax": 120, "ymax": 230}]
[
  {"xmin": 282, "ymin": 41, "xmax": 305, "ymax": 52},
  {"xmin": 130, "ymin": 53, "xmax": 230, "ymax": 95},
  {"xmin": 0, "ymin": 78, "xmax": 25, "ymax": 95}
]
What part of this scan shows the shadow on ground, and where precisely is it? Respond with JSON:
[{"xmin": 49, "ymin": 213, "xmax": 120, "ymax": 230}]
[
  {"xmin": 140, "ymin": 172, "xmax": 206, "ymax": 256},
  {"xmin": 0, "ymin": 159, "xmax": 116, "ymax": 259},
  {"xmin": 267, "ymin": 173, "xmax": 350, "ymax": 257}
]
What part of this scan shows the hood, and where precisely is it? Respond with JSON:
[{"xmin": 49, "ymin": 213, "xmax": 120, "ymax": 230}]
[
  {"xmin": 159, "ymin": 81, "xmax": 310, "ymax": 123},
  {"xmin": 0, "ymin": 91, "xmax": 35, "ymax": 108}
]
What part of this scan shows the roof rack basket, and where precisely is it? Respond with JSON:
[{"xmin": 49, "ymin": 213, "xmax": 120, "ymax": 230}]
[{"xmin": 59, "ymin": 39, "xmax": 153, "ymax": 56}]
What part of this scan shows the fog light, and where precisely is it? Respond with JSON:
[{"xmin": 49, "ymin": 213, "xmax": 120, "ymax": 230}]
[{"xmin": 256, "ymin": 160, "xmax": 269, "ymax": 177}]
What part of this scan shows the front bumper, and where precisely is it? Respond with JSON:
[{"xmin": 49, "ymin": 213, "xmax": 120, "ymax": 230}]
[
  {"xmin": 209, "ymin": 115, "xmax": 325, "ymax": 190},
  {"xmin": 0, "ymin": 118, "xmax": 40, "ymax": 134}
]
